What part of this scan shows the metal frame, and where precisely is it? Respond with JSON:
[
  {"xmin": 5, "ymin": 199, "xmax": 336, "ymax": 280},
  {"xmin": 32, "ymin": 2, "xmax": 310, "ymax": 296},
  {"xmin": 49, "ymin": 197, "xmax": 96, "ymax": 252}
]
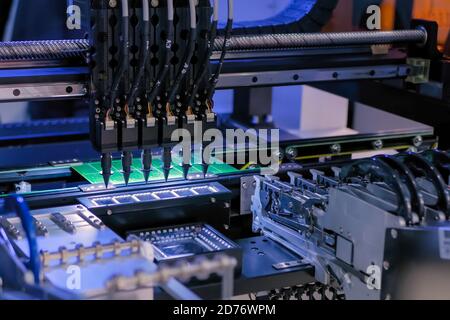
[
  {"xmin": 217, "ymin": 64, "xmax": 411, "ymax": 89},
  {"xmin": 0, "ymin": 82, "xmax": 86, "ymax": 102},
  {"xmin": 155, "ymin": 236, "xmax": 315, "ymax": 300},
  {"xmin": 313, "ymin": 80, "xmax": 450, "ymax": 148}
]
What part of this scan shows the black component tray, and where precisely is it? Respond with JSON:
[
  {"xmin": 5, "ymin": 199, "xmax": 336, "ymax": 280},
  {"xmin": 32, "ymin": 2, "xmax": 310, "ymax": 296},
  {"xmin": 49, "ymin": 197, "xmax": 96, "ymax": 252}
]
[
  {"xmin": 129, "ymin": 223, "xmax": 242, "ymax": 275},
  {"xmin": 77, "ymin": 182, "xmax": 233, "ymax": 234}
]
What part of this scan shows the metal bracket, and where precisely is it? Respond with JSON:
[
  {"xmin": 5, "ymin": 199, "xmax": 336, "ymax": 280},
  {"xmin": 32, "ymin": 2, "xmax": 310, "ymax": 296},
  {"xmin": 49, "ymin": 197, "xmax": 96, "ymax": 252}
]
[
  {"xmin": 273, "ymin": 260, "xmax": 308, "ymax": 270},
  {"xmin": 406, "ymin": 58, "xmax": 430, "ymax": 84}
]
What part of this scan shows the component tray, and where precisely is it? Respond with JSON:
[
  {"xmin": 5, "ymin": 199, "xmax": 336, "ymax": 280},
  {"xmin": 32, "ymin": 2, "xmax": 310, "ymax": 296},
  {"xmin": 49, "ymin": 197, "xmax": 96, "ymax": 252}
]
[{"xmin": 128, "ymin": 223, "xmax": 243, "ymax": 275}]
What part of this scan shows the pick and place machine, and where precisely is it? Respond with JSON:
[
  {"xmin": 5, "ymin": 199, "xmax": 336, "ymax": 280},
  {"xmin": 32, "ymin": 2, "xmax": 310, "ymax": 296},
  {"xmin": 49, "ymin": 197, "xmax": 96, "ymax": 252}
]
[{"xmin": 0, "ymin": 0, "xmax": 450, "ymax": 300}]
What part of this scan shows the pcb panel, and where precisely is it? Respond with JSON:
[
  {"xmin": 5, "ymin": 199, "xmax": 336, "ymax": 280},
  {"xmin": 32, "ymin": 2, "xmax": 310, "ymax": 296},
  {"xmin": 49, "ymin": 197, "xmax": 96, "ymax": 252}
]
[{"xmin": 73, "ymin": 156, "xmax": 247, "ymax": 185}]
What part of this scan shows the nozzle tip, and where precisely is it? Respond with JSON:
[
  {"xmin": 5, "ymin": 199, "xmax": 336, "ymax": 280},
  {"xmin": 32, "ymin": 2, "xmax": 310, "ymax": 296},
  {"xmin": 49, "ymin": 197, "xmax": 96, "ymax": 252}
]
[
  {"xmin": 182, "ymin": 164, "xmax": 191, "ymax": 180},
  {"xmin": 201, "ymin": 163, "xmax": 209, "ymax": 178},
  {"xmin": 143, "ymin": 170, "xmax": 151, "ymax": 184},
  {"xmin": 102, "ymin": 174, "xmax": 111, "ymax": 189},
  {"xmin": 163, "ymin": 168, "xmax": 170, "ymax": 182},
  {"xmin": 123, "ymin": 172, "xmax": 131, "ymax": 186}
]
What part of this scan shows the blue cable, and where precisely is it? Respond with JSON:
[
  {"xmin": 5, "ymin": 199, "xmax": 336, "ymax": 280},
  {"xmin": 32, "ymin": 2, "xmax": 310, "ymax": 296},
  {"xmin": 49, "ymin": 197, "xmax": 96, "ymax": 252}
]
[{"xmin": 2, "ymin": 196, "xmax": 41, "ymax": 285}]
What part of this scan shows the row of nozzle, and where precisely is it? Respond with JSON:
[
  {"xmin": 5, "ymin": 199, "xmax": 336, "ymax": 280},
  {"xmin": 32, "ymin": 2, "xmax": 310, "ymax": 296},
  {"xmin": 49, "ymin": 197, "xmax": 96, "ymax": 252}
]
[{"xmin": 100, "ymin": 148, "xmax": 209, "ymax": 188}]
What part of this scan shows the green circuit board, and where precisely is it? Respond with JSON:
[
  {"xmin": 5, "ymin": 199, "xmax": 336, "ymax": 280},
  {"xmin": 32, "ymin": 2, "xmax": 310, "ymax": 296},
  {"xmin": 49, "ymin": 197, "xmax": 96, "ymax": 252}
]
[{"xmin": 72, "ymin": 156, "xmax": 247, "ymax": 185}]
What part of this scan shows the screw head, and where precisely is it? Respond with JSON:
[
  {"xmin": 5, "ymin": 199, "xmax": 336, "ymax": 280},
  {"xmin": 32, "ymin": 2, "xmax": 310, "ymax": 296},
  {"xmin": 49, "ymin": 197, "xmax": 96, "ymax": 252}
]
[
  {"xmin": 251, "ymin": 115, "xmax": 260, "ymax": 125},
  {"xmin": 274, "ymin": 149, "xmax": 283, "ymax": 160},
  {"xmin": 372, "ymin": 139, "xmax": 383, "ymax": 150},
  {"xmin": 391, "ymin": 229, "xmax": 398, "ymax": 239},
  {"xmin": 330, "ymin": 144, "xmax": 341, "ymax": 154},
  {"xmin": 286, "ymin": 148, "xmax": 297, "ymax": 159},
  {"xmin": 413, "ymin": 135, "xmax": 423, "ymax": 147}
]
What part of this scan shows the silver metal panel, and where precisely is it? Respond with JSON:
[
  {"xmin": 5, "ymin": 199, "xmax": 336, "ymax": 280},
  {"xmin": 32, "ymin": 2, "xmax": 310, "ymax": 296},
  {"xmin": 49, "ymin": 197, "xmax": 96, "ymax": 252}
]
[
  {"xmin": 320, "ymin": 188, "xmax": 405, "ymax": 274},
  {"xmin": 45, "ymin": 254, "xmax": 156, "ymax": 299},
  {"xmin": 240, "ymin": 176, "xmax": 256, "ymax": 215},
  {"xmin": 217, "ymin": 65, "xmax": 411, "ymax": 88},
  {"xmin": 6, "ymin": 205, "xmax": 158, "ymax": 299},
  {"xmin": 8, "ymin": 205, "xmax": 122, "ymax": 256}
]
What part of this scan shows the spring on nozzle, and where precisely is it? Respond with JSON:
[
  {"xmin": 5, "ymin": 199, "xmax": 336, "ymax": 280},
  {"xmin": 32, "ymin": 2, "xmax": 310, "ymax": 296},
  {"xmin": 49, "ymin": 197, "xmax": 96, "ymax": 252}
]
[{"xmin": 0, "ymin": 39, "xmax": 89, "ymax": 61}]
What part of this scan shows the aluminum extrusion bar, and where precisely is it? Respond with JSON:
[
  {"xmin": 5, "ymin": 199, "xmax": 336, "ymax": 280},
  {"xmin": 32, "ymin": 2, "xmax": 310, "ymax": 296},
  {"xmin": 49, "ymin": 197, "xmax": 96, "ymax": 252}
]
[
  {"xmin": 0, "ymin": 65, "xmax": 410, "ymax": 102},
  {"xmin": 0, "ymin": 82, "xmax": 87, "ymax": 102},
  {"xmin": 217, "ymin": 64, "xmax": 411, "ymax": 88}
]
